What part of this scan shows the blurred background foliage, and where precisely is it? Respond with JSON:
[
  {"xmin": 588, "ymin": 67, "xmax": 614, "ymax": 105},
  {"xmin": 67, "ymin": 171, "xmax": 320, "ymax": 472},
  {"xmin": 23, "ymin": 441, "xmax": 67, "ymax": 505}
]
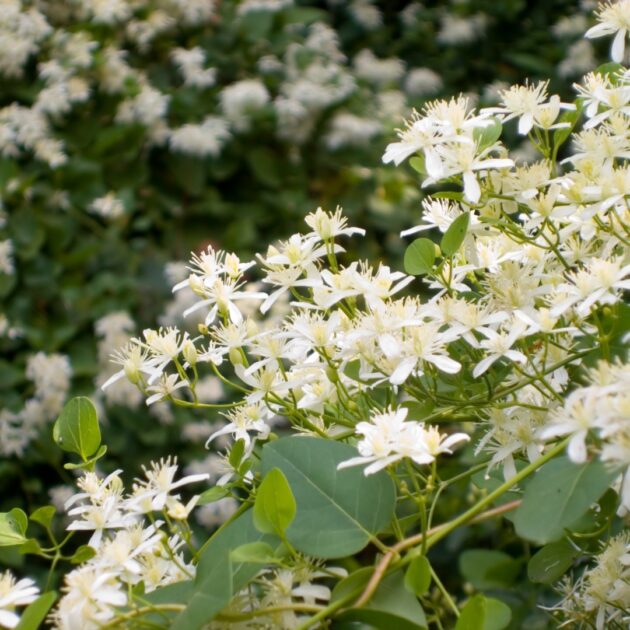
[{"xmin": 0, "ymin": 0, "xmax": 603, "ymax": 555}]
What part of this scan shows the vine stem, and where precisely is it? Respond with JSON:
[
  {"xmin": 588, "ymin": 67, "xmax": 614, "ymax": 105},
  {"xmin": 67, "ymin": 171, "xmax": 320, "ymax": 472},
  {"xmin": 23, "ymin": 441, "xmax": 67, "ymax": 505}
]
[
  {"xmin": 99, "ymin": 604, "xmax": 185, "ymax": 628},
  {"xmin": 354, "ymin": 438, "xmax": 569, "ymax": 610},
  {"xmin": 352, "ymin": 499, "xmax": 522, "ymax": 609},
  {"xmin": 296, "ymin": 438, "xmax": 569, "ymax": 629}
]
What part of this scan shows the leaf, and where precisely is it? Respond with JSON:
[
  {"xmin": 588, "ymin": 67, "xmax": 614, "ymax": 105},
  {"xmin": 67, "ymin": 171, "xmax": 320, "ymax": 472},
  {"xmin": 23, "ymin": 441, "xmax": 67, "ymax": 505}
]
[
  {"xmin": 455, "ymin": 595, "xmax": 511, "ymax": 630},
  {"xmin": 484, "ymin": 598, "xmax": 512, "ymax": 630},
  {"xmin": 174, "ymin": 510, "xmax": 278, "ymax": 629},
  {"xmin": 29, "ymin": 506, "xmax": 55, "ymax": 530},
  {"xmin": 261, "ymin": 436, "xmax": 396, "ymax": 558},
  {"xmin": 230, "ymin": 541, "xmax": 282, "ymax": 564},
  {"xmin": 404, "ymin": 238, "xmax": 436, "ymax": 276},
  {"xmin": 440, "ymin": 212, "xmax": 470, "ymax": 257},
  {"xmin": 15, "ymin": 592, "xmax": 57, "ymax": 630},
  {"xmin": 595, "ymin": 62, "xmax": 624, "ymax": 78},
  {"xmin": 459, "ymin": 549, "xmax": 520, "ymax": 590},
  {"xmin": 528, "ymin": 540, "xmax": 578, "ymax": 584},
  {"xmin": 553, "ymin": 102, "xmax": 583, "ymax": 152},
  {"xmin": 52, "ymin": 397, "xmax": 101, "ymax": 461},
  {"xmin": 473, "ymin": 118, "xmax": 502, "ymax": 149},
  {"xmin": 404, "ymin": 555, "xmax": 432, "ymax": 596},
  {"xmin": 197, "ymin": 486, "xmax": 230, "ymax": 506},
  {"xmin": 229, "ymin": 439, "xmax": 246, "ymax": 469},
  {"xmin": 333, "ymin": 569, "xmax": 427, "ymax": 629},
  {"xmin": 70, "ymin": 545, "xmax": 96, "ymax": 564},
  {"xmin": 409, "ymin": 155, "xmax": 426, "ymax": 175},
  {"xmin": 19, "ymin": 539, "xmax": 42, "ymax": 556},
  {"xmin": 513, "ymin": 456, "xmax": 619, "ymax": 544},
  {"xmin": 253, "ymin": 468, "xmax": 296, "ymax": 536},
  {"xmin": 64, "ymin": 444, "xmax": 107, "ymax": 470},
  {"xmin": 0, "ymin": 509, "xmax": 28, "ymax": 547}
]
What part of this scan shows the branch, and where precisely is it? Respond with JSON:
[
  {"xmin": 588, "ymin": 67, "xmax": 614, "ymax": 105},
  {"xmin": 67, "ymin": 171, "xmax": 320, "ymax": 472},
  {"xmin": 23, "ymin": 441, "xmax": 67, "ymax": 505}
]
[{"xmin": 353, "ymin": 499, "xmax": 521, "ymax": 609}]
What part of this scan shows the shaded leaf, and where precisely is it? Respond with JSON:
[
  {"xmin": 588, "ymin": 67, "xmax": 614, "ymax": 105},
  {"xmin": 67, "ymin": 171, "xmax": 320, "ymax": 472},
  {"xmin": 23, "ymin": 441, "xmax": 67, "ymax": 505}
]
[
  {"xmin": 261, "ymin": 437, "xmax": 396, "ymax": 559},
  {"xmin": 514, "ymin": 456, "xmax": 619, "ymax": 544}
]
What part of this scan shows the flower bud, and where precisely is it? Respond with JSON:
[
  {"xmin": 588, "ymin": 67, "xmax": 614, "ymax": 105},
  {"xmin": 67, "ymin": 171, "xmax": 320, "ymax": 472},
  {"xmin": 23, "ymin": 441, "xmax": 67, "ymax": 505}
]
[
  {"xmin": 229, "ymin": 347, "xmax": 244, "ymax": 366},
  {"xmin": 183, "ymin": 339, "xmax": 197, "ymax": 366},
  {"xmin": 124, "ymin": 359, "xmax": 141, "ymax": 385}
]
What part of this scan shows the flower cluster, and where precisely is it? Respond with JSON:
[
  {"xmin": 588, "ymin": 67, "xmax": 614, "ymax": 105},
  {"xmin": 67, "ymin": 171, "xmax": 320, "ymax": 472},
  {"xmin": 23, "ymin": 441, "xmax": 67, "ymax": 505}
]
[
  {"xmin": 52, "ymin": 459, "xmax": 208, "ymax": 629},
  {"xmin": 337, "ymin": 407, "xmax": 469, "ymax": 475},
  {"xmin": 555, "ymin": 532, "xmax": 630, "ymax": 629},
  {"xmin": 0, "ymin": 571, "xmax": 39, "ymax": 629},
  {"xmin": 0, "ymin": 353, "xmax": 71, "ymax": 457}
]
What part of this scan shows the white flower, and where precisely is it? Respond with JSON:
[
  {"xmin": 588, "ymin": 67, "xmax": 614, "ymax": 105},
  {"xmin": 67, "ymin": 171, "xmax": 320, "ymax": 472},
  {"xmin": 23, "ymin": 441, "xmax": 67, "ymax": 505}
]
[
  {"xmin": 0, "ymin": 571, "xmax": 39, "ymax": 629},
  {"xmin": 338, "ymin": 407, "xmax": 469, "ymax": 475},
  {"xmin": 585, "ymin": 0, "xmax": 630, "ymax": 62},
  {"xmin": 473, "ymin": 322, "xmax": 529, "ymax": 378},
  {"xmin": 169, "ymin": 117, "xmax": 230, "ymax": 157},
  {"xmin": 130, "ymin": 456, "xmax": 209, "ymax": 512},
  {"xmin": 206, "ymin": 403, "xmax": 271, "ymax": 448}
]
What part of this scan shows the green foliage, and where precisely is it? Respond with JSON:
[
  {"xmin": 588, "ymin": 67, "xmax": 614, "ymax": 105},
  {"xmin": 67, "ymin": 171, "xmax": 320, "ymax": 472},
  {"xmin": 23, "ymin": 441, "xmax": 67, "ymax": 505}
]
[
  {"xmin": 527, "ymin": 540, "xmax": 579, "ymax": 584},
  {"xmin": 513, "ymin": 456, "xmax": 620, "ymax": 544},
  {"xmin": 440, "ymin": 212, "xmax": 470, "ymax": 257},
  {"xmin": 473, "ymin": 119, "xmax": 503, "ymax": 150},
  {"xmin": 404, "ymin": 239, "xmax": 436, "ymax": 275},
  {"xmin": 253, "ymin": 467, "xmax": 297, "ymax": 537},
  {"xmin": 459, "ymin": 549, "xmax": 521, "ymax": 591},
  {"xmin": 333, "ymin": 569, "xmax": 427, "ymax": 629},
  {"xmin": 404, "ymin": 556, "xmax": 432, "ymax": 597},
  {"xmin": 15, "ymin": 592, "xmax": 57, "ymax": 630},
  {"xmin": 172, "ymin": 509, "xmax": 281, "ymax": 629},
  {"xmin": 52, "ymin": 397, "xmax": 101, "ymax": 462},
  {"xmin": 0, "ymin": 509, "xmax": 28, "ymax": 547},
  {"xmin": 261, "ymin": 436, "xmax": 396, "ymax": 558},
  {"xmin": 455, "ymin": 595, "xmax": 511, "ymax": 630}
]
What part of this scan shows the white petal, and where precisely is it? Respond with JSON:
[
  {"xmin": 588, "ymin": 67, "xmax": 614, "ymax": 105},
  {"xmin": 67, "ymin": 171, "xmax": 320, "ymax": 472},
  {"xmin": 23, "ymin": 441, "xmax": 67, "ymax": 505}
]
[
  {"xmin": 518, "ymin": 112, "xmax": 534, "ymax": 135},
  {"xmin": 472, "ymin": 355, "xmax": 497, "ymax": 378},
  {"xmin": 426, "ymin": 354, "xmax": 461, "ymax": 374},
  {"xmin": 612, "ymin": 28, "xmax": 626, "ymax": 63},
  {"xmin": 463, "ymin": 170, "xmax": 481, "ymax": 204}
]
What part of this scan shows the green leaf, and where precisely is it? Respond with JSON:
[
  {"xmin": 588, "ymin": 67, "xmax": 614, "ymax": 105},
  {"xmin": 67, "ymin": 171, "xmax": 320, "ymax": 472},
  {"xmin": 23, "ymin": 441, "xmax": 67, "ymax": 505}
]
[
  {"xmin": 70, "ymin": 545, "xmax": 96, "ymax": 564},
  {"xmin": 456, "ymin": 594, "xmax": 485, "ymax": 630},
  {"xmin": 175, "ymin": 510, "xmax": 278, "ymax": 629},
  {"xmin": 440, "ymin": 212, "xmax": 470, "ymax": 257},
  {"xmin": 63, "ymin": 444, "xmax": 108, "ymax": 470},
  {"xmin": 459, "ymin": 549, "xmax": 520, "ymax": 590},
  {"xmin": 409, "ymin": 155, "xmax": 426, "ymax": 175},
  {"xmin": 15, "ymin": 591, "xmax": 57, "ymax": 630},
  {"xmin": 513, "ymin": 456, "xmax": 619, "ymax": 544},
  {"xmin": 404, "ymin": 556, "xmax": 431, "ymax": 596},
  {"xmin": 333, "ymin": 569, "xmax": 427, "ymax": 629},
  {"xmin": 253, "ymin": 468, "xmax": 297, "ymax": 536},
  {"xmin": 229, "ymin": 439, "xmax": 246, "ymax": 469},
  {"xmin": 19, "ymin": 539, "xmax": 42, "ymax": 556},
  {"xmin": 230, "ymin": 541, "xmax": 282, "ymax": 564},
  {"xmin": 553, "ymin": 102, "xmax": 583, "ymax": 152},
  {"xmin": 596, "ymin": 62, "xmax": 624, "ymax": 78},
  {"xmin": 53, "ymin": 397, "xmax": 101, "ymax": 461},
  {"xmin": 484, "ymin": 598, "xmax": 512, "ymax": 630},
  {"xmin": 0, "ymin": 509, "xmax": 28, "ymax": 547},
  {"xmin": 261, "ymin": 436, "xmax": 396, "ymax": 558},
  {"xmin": 455, "ymin": 595, "xmax": 511, "ymax": 630},
  {"xmin": 404, "ymin": 238, "xmax": 436, "ymax": 276},
  {"xmin": 528, "ymin": 540, "xmax": 579, "ymax": 584},
  {"xmin": 29, "ymin": 506, "xmax": 56, "ymax": 530},
  {"xmin": 197, "ymin": 486, "xmax": 230, "ymax": 506},
  {"xmin": 473, "ymin": 118, "xmax": 502, "ymax": 149}
]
